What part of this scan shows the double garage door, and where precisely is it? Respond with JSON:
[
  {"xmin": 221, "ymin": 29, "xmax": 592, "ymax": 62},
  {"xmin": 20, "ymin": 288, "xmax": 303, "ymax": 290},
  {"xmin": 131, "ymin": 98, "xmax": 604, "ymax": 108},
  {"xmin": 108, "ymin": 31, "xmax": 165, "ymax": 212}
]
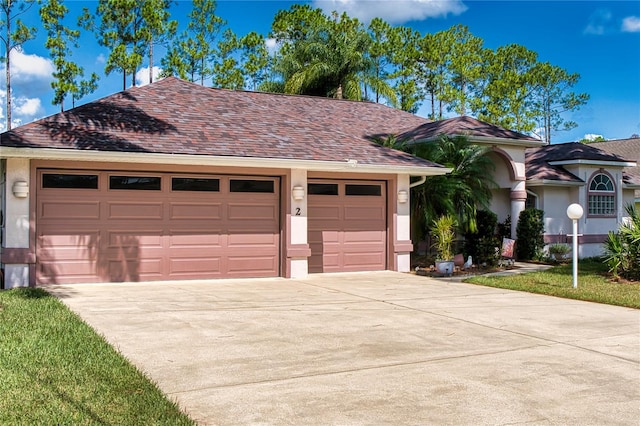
[
  {"xmin": 35, "ymin": 170, "xmax": 387, "ymax": 284},
  {"xmin": 36, "ymin": 170, "xmax": 280, "ymax": 284}
]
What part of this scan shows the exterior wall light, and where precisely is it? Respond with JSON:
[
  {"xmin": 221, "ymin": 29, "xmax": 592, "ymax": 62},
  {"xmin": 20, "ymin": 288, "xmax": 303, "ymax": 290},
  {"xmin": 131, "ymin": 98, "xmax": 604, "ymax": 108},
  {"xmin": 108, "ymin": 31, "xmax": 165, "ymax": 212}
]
[
  {"xmin": 292, "ymin": 185, "xmax": 305, "ymax": 201},
  {"xmin": 397, "ymin": 190, "xmax": 408, "ymax": 204},
  {"xmin": 566, "ymin": 203, "xmax": 584, "ymax": 289},
  {"xmin": 12, "ymin": 181, "xmax": 29, "ymax": 198}
]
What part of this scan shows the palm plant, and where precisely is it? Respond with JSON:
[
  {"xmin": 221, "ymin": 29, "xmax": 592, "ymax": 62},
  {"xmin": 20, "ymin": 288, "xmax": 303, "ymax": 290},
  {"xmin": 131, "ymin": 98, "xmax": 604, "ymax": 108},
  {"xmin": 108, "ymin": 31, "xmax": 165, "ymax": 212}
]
[
  {"xmin": 409, "ymin": 135, "xmax": 496, "ymax": 238},
  {"xmin": 271, "ymin": 8, "xmax": 395, "ymax": 102},
  {"xmin": 603, "ymin": 204, "xmax": 640, "ymax": 280}
]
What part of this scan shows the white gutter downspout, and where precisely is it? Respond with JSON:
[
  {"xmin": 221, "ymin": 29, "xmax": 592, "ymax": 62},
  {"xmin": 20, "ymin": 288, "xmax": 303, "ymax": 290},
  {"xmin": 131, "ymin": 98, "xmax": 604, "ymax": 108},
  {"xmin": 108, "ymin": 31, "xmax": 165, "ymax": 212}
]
[{"xmin": 409, "ymin": 175, "xmax": 427, "ymax": 188}]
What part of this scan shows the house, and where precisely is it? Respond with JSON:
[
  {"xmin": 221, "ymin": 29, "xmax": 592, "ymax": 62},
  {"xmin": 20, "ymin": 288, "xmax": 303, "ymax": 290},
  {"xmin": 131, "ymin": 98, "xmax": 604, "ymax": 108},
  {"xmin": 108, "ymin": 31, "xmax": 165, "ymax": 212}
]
[
  {"xmin": 399, "ymin": 116, "xmax": 545, "ymax": 238},
  {"xmin": 399, "ymin": 117, "xmax": 640, "ymax": 258},
  {"xmin": 525, "ymin": 142, "xmax": 639, "ymax": 257},
  {"xmin": 589, "ymin": 138, "xmax": 640, "ymax": 208},
  {"xmin": 0, "ymin": 77, "xmax": 448, "ymax": 288}
]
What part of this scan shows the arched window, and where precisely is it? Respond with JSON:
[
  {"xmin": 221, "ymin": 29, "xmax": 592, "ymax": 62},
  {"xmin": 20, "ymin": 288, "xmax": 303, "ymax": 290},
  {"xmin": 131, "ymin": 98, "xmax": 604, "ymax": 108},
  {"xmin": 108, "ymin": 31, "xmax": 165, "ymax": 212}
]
[{"xmin": 588, "ymin": 172, "xmax": 615, "ymax": 216}]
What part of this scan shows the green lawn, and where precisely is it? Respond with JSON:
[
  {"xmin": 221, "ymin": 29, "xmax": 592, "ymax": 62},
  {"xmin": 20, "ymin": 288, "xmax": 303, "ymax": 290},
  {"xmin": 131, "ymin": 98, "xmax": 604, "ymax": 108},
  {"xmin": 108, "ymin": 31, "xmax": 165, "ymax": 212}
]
[
  {"xmin": 0, "ymin": 288, "xmax": 195, "ymax": 425},
  {"xmin": 465, "ymin": 258, "xmax": 640, "ymax": 309}
]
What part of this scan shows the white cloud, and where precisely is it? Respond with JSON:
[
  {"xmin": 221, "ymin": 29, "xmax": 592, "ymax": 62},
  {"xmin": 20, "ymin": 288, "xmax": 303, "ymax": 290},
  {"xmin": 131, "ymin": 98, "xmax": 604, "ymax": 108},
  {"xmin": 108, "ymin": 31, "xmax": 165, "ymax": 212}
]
[
  {"xmin": 584, "ymin": 9, "xmax": 612, "ymax": 35},
  {"xmin": 13, "ymin": 97, "xmax": 43, "ymax": 117},
  {"xmin": 96, "ymin": 53, "xmax": 107, "ymax": 64},
  {"xmin": 583, "ymin": 133, "xmax": 604, "ymax": 141},
  {"xmin": 0, "ymin": 48, "xmax": 54, "ymax": 99},
  {"xmin": 0, "ymin": 89, "xmax": 42, "ymax": 131},
  {"xmin": 622, "ymin": 16, "xmax": 640, "ymax": 32},
  {"xmin": 313, "ymin": 0, "xmax": 467, "ymax": 25},
  {"xmin": 265, "ymin": 37, "xmax": 279, "ymax": 55},
  {"xmin": 135, "ymin": 66, "xmax": 162, "ymax": 86}
]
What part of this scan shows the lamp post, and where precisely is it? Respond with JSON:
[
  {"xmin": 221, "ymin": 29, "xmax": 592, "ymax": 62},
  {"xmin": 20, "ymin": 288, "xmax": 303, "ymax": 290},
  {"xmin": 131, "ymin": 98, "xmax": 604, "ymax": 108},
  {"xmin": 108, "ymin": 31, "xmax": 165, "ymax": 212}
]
[{"xmin": 566, "ymin": 203, "xmax": 584, "ymax": 289}]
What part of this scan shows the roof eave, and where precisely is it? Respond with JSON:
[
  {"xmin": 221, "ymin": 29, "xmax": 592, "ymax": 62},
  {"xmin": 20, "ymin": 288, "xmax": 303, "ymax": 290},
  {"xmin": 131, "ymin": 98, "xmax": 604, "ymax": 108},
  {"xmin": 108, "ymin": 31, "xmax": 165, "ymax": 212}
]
[
  {"xmin": 0, "ymin": 147, "xmax": 450, "ymax": 176},
  {"xmin": 410, "ymin": 134, "xmax": 544, "ymax": 148},
  {"xmin": 549, "ymin": 159, "xmax": 637, "ymax": 168},
  {"xmin": 526, "ymin": 178, "xmax": 585, "ymax": 187}
]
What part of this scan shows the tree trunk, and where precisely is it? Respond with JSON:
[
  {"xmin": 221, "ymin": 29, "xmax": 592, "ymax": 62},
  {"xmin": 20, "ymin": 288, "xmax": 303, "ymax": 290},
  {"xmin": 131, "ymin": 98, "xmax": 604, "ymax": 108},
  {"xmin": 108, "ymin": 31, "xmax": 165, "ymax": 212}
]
[
  {"xmin": 149, "ymin": 40, "xmax": 154, "ymax": 84},
  {"xmin": 5, "ymin": 12, "xmax": 11, "ymax": 130}
]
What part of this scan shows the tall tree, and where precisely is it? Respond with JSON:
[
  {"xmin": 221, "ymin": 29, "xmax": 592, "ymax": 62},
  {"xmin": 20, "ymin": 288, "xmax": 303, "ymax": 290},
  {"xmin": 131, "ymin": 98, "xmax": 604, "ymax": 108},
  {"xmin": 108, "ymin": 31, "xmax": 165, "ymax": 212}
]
[
  {"xmin": 1, "ymin": 0, "xmax": 36, "ymax": 130},
  {"xmin": 140, "ymin": 0, "xmax": 176, "ymax": 84},
  {"xmin": 40, "ymin": 0, "xmax": 98, "ymax": 111},
  {"xmin": 81, "ymin": 0, "xmax": 175, "ymax": 90},
  {"xmin": 440, "ymin": 24, "xmax": 484, "ymax": 116},
  {"xmin": 387, "ymin": 25, "xmax": 420, "ymax": 113},
  {"xmin": 239, "ymin": 31, "xmax": 269, "ymax": 91},
  {"xmin": 415, "ymin": 31, "xmax": 448, "ymax": 120},
  {"xmin": 366, "ymin": 17, "xmax": 395, "ymax": 104},
  {"xmin": 212, "ymin": 28, "xmax": 243, "ymax": 89},
  {"xmin": 474, "ymin": 44, "xmax": 539, "ymax": 133},
  {"xmin": 530, "ymin": 62, "xmax": 589, "ymax": 143},
  {"xmin": 161, "ymin": 0, "xmax": 223, "ymax": 85}
]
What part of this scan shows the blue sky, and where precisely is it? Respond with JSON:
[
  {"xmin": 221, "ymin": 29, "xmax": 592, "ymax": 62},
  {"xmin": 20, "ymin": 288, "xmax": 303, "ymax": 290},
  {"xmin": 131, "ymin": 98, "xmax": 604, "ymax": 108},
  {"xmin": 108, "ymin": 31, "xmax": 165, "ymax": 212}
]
[{"xmin": 2, "ymin": 0, "xmax": 639, "ymax": 142}]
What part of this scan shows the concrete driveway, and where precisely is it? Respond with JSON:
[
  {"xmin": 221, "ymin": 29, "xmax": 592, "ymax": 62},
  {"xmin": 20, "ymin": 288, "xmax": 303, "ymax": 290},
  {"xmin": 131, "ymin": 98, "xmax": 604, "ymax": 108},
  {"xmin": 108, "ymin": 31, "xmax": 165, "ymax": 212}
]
[{"xmin": 49, "ymin": 271, "xmax": 639, "ymax": 425}]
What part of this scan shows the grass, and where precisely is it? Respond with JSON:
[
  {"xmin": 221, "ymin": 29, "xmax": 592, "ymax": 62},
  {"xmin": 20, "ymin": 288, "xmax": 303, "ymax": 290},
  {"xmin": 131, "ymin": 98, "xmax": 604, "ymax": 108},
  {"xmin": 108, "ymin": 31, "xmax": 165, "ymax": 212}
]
[
  {"xmin": 0, "ymin": 288, "xmax": 195, "ymax": 425},
  {"xmin": 465, "ymin": 258, "xmax": 640, "ymax": 309}
]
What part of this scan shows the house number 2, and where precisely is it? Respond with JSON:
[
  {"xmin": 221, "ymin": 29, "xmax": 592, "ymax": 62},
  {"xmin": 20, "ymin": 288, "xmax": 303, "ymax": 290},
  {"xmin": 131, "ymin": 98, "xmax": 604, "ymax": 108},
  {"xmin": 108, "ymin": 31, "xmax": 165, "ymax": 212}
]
[{"xmin": 295, "ymin": 208, "xmax": 301, "ymax": 216}]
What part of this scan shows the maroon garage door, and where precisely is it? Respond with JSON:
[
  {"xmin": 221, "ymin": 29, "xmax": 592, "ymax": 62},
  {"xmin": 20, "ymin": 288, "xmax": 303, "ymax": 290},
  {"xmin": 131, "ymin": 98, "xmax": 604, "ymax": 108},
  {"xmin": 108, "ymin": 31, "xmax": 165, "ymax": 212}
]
[
  {"xmin": 36, "ymin": 170, "xmax": 280, "ymax": 284},
  {"xmin": 308, "ymin": 180, "xmax": 386, "ymax": 273}
]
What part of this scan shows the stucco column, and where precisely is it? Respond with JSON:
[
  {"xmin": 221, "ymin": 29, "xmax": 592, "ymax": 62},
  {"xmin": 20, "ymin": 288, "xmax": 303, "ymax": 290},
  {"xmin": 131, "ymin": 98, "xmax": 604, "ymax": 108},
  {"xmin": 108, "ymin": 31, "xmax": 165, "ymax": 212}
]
[
  {"xmin": 287, "ymin": 169, "xmax": 310, "ymax": 278},
  {"xmin": 394, "ymin": 174, "xmax": 412, "ymax": 272},
  {"xmin": 510, "ymin": 180, "xmax": 527, "ymax": 240},
  {"xmin": 3, "ymin": 158, "xmax": 31, "ymax": 288}
]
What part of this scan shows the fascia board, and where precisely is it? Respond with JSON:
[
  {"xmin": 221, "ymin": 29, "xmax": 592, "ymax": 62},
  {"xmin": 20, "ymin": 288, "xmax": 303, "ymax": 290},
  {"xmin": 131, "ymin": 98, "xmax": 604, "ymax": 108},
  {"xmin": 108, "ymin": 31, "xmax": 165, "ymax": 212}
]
[
  {"xmin": 549, "ymin": 159, "xmax": 637, "ymax": 168},
  {"xmin": 0, "ymin": 147, "xmax": 451, "ymax": 176},
  {"xmin": 526, "ymin": 179, "xmax": 585, "ymax": 187}
]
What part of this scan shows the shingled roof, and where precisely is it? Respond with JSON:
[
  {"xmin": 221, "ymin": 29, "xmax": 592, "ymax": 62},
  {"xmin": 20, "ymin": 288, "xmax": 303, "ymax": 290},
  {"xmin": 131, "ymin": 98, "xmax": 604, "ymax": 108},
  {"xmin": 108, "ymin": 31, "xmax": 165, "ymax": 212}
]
[
  {"xmin": 1, "ymin": 77, "xmax": 444, "ymax": 170},
  {"xmin": 590, "ymin": 138, "xmax": 640, "ymax": 193},
  {"xmin": 398, "ymin": 115, "xmax": 541, "ymax": 143},
  {"xmin": 525, "ymin": 142, "xmax": 637, "ymax": 184}
]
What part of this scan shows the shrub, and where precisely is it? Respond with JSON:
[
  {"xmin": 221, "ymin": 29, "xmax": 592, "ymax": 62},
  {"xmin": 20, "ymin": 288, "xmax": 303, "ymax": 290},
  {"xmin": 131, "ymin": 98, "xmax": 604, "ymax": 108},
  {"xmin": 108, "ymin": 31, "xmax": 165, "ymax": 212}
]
[
  {"xmin": 516, "ymin": 208, "xmax": 544, "ymax": 260},
  {"xmin": 465, "ymin": 210, "xmax": 501, "ymax": 266},
  {"xmin": 548, "ymin": 243, "xmax": 571, "ymax": 262},
  {"xmin": 603, "ymin": 204, "xmax": 640, "ymax": 280}
]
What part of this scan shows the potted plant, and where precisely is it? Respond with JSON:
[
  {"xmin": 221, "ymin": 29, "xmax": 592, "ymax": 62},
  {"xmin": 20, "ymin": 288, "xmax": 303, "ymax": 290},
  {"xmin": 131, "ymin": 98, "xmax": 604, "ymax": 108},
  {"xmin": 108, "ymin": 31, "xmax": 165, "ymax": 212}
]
[{"xmin": 431, "ymin": 215, "xmax": 457, "ymax": 276}]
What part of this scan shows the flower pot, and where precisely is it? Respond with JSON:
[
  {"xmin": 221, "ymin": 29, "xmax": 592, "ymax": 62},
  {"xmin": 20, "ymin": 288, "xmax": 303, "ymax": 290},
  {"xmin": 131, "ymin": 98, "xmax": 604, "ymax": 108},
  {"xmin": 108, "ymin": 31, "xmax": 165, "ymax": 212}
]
[{"xmin": 435, "ymin": 260, "xmax": 455, "ymax": 276}]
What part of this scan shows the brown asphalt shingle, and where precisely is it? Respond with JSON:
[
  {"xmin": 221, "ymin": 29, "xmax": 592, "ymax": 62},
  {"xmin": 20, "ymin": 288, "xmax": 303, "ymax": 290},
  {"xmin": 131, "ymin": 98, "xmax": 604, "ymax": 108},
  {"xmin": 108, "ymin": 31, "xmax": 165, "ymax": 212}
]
[
  {"xmin": 0, "ymin": 77, "xmax": 444, "ymax": 169},
  {"xmin": 590, "ymin": 138, "xmax": 640, "ymax": 191},
  {"xmin": 399, "ymin": 115, "xmax": 540, "ymax": 142},
  {"xmin": 525, "ymin": 141, "xmax": 637, "ymax": 184}
]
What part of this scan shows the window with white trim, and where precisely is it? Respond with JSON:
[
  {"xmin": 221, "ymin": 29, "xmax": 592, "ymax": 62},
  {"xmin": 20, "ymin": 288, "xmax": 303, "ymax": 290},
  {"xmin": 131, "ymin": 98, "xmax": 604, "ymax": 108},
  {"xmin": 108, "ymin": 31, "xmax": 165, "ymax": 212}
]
[{"xmin": 588, "ymin": 173, "xmax": 615, "ymax": 216}]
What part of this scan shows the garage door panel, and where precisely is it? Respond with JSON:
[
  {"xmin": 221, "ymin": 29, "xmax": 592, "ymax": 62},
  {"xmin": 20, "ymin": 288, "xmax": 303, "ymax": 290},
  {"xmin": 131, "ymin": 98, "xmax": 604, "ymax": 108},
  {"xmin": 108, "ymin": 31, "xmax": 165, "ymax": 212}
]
[
  {"xmin": 344, "ymin": 206, "xmax": 385, "ymax": 222},
  {"xmin": 227, "ymin": 233, "xmax": 278, "ymax": 247},
  {"xmin": 308, "ymin": 180, "xmax": 386, "ymax": 273},
  {"xmin": 227, "ymin": 203, "xmax": 278, "ymax": 221},
  {"xmin": 169, "ymin": 257, "xmax": 221, "ymax": 275},
  {"xmin": 342, "ymin": 253, "xmax": 384, "ymax": 271},
  {"xmin": 169, "ymin": 233, "xmax": 223, "ymax": 248},
  {"xmin": 309, "ymin": 205, "xmax": 340, "ymax": 223},
  {"xmin": 108, "ymin": 259, "xmax": 163, "ymax": 282},
  {"xmin": 107, "ymin": 202, "xmax": 163, "ymax": 219},
  {"xmin": 37, "ymin": 170, "xmax": 280, "ymax": 284},
  {"xmin": 39, "ymin": 260, "xmax": 100, "ymax": 283},
  {"xmin": 342, "ymin": 230, "xmax": 386, "ymax": 243},
  {"xmin": 40, "ymin": 200, "xmax": 101, "ymax": 220},
  {"xmin": 170, "ymin": 203, "xmax": 222, "ymax": 220},
  {"xmin": 107, "ymin": 231, "xmax": 163, "ymax": 248},
  {"xmin": 226, "ymin": 255, "xmax": 278, "ymax": 276}
]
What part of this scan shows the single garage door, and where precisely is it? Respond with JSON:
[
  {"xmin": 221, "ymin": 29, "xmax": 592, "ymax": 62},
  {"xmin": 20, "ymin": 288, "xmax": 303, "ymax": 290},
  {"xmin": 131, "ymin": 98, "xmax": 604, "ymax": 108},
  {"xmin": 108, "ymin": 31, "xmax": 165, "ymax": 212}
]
[
  {"xmin": 36, "ymin": 170, "xmax": 280, "ymax": 284},
  {"xmin": 308, "ymin": 180, "xmax": 386, "ymax": 273}
]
